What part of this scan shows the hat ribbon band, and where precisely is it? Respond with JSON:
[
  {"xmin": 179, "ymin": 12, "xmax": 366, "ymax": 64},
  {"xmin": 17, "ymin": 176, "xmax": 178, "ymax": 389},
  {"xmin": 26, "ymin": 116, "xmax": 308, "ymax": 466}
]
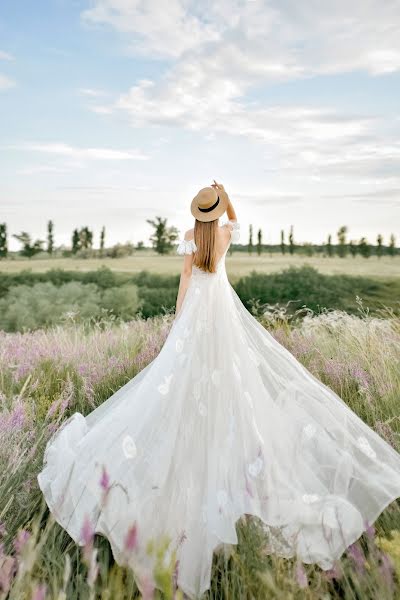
[{"xmin": 198, "ymin": 196, "xmax": 220, "ymax": 213}]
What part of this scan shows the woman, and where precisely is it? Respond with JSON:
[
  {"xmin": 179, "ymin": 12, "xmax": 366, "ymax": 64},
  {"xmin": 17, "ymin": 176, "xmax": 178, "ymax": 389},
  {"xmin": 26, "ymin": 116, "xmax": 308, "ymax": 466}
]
[{"xmin": 38, "ymin": 181, "xmax": 400, "ymax": 599}]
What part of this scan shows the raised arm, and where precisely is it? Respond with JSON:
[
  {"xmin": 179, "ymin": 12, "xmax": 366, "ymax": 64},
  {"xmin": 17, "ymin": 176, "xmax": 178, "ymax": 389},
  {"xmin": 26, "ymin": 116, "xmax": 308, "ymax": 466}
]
[
  {"xmin": 211, "ymin": 179, "xmax": 237, "ymax": 221},
  {"xmin": 175, "ymin": 228, "xmax": 194, "ymax": 317}
]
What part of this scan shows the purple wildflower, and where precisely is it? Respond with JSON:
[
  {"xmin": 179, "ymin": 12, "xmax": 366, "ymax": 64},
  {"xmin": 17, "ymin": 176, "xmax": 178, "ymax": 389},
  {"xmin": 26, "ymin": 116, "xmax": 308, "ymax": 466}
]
[
  {"xmin": 347, "ymin": 542, "xmax": 365, "ymax": 573},
  {"xmin": 295, "ymin": 561, "xmax": 308, "ymax": 588},
  {"xmin": 379, "ymin": 551, "xmax": 394, "ymax": 589},
  {"xmin": 13, "ymin": 529, "xmax": 31, "ymax": 554},
  {"xmin": 80, "ymin": 515, "xmax": 94, "ymax": 546},
  {"xmin": 32, "ymin": 583, "xmax": 47, "ymax": 600},
  {"xmin": 99, "ymin": 466, "xmax": 110, "ymax": 493},
  {"xmin": 124, "ymin": 523, "xmax": 138, "ymax": 552}
]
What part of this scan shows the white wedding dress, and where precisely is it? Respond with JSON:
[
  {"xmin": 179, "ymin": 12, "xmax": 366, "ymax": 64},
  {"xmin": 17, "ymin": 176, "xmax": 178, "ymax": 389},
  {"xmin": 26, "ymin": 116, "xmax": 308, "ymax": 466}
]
[{"xmin": 37, "ymin": 219, "xmax": 400, "ymax": 599}]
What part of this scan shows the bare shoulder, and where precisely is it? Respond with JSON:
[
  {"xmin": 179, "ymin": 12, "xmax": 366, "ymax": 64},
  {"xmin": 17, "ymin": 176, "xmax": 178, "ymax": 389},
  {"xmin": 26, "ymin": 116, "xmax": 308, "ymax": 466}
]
[{"xmin": 184, "ymin": 228, "xmax": 194, "ymax": 241}]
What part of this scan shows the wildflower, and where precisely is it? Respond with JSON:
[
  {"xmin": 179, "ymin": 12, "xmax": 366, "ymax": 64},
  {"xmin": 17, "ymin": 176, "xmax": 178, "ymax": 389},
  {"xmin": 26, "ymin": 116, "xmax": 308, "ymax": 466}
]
[
  {"xmin": 13, "ymin": 529, "xmax": 31, "ymax": 554},
  {"xmin": 347, "ymin": 542, "xmax": 365, "ymax": 573},
  {"xmin": 99, "ymin": 465, "xmax": 110, "ymax": 494},
  {"xmin": 32, "ymin": 583, "xmax": 47, "ymax": 600},
  {"xmin": 124, "ymin": 523, "xmax": 138, "ymax": 552},
  {"xmin": 80, "ymin": 515, "xmax": 94, "ymax": 547},
  {"xmin": 295, "ymin": 561, "xmax": 308, "ymax": 588}
]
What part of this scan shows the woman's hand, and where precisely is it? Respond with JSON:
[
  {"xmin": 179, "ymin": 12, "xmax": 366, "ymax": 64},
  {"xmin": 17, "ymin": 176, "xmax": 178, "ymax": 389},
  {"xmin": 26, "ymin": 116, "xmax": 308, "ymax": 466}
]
[{"xmin": 211, "ymin": 180, "xmax": 226, "ymax": 194}]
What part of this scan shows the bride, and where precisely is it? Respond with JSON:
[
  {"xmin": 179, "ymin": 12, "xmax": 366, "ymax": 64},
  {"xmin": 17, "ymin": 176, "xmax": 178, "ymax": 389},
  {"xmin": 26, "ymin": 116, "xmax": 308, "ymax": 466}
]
[{"xmin": 37, "ymin": 181, "xmax": 400, "ymax": 599}]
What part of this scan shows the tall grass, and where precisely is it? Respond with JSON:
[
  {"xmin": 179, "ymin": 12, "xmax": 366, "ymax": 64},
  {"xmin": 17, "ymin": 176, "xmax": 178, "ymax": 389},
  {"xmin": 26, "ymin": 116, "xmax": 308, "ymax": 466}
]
[{"xmin": 0, "ymin": 307, "xmax": 399, "ymax": 598}]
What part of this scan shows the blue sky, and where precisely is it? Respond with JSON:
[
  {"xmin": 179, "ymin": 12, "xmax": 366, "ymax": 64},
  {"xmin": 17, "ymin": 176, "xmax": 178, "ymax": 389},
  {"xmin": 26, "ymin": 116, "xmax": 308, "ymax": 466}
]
[{"xmin": 1, "ymin": 0, "xmax": 399, "ymax": 250}]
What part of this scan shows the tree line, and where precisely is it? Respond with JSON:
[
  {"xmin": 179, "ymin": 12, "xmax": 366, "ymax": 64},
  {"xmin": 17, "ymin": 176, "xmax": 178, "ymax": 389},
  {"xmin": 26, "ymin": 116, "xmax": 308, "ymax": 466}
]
[{"xmin": 0, "ymin": 219, "xmax": 398, "ymax": 259}]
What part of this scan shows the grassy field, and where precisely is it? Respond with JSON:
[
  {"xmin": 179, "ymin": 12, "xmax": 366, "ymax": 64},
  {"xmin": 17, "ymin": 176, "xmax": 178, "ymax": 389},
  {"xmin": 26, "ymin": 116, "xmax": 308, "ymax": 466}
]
[
  {"xmin": 1, "ymin": 252, "xmax": 399, "ymax": 281},
  {"xmin": 0, "ymin": 311, "xmax": 399, "ymax": 598}
]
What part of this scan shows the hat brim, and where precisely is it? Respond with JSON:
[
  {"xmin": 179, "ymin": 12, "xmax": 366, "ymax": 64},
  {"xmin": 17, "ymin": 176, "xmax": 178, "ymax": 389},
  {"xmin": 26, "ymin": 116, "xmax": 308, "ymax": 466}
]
[{"xmin": 190, "ymin": 191, "xmax": 229, "ymax": 222}]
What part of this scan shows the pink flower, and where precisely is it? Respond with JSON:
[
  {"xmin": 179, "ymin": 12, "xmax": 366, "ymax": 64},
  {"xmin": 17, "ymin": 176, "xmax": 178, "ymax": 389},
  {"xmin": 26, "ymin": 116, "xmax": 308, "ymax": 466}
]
[
  {"xmin": 13, "ymin": 529, "xmax": 30, "ymax": 554},
  {"xmin": 99, "ymin": 466, "xmax": 110, "ymax": 493},
  {"xmin": 32, "ymin": 583, "xmax": 47, "ymax": 600},
  {"xmin": 80, "ymin": 515, "xmax": 94, "ymax": 546},
  {"xmin": 295, "ymin": 562, "xmax": 308, "ymax": 588},
  {"xmin": 124, "ymin": 523, "xmax": 138, "ymax": 552}
]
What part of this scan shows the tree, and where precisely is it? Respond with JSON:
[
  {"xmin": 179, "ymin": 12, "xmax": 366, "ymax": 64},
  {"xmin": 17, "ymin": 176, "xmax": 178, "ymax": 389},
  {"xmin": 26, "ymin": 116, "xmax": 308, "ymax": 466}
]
[
  {"xmin": 147, "ymin": 216, "xmax": 179, "ymax": 255},
  {"xmin": 388, "ymin": 234, "xmax": 396, "ymax": 257},
  {"xmin": 13, "ymin": 232, "xmax": 44, "ymax": 257},
  {"xmin": 47, "ymin": 220, "xmax": 54, "ymax": 255},
  {"xmin": 280, "ymin": 229, "xmax": 286, "ymax": 255},
  {"xmin": 326, "ymin": 234, "xmax": 333, "ymax": 257},
  {"xmin": 79, "ymin": 226, "xmax": 93, "ymax": 249},
  {"xmin": 358, "ymin": 237, "xmax": 371, "ymax": 258},
  {"xmin": 248, "ymin": 225, "xmax": 253, "ymax": 255},
  {"xmin": 136, "ymin": 241, "xmax": 145, "ymax": 250},
  {"xmin": 288, "ymin": 225, "xmax": 294, "ymax": 255},
  {"xmin": 100, "ymin": 226, "xmax": 106, "ymax": 257},
  {"xmin": 349, "ymin": 240, "xmax": 357, "ymax": 258},
  {"xmin": 72, "ymin": 229, "xmax": 80, "ymax": 254},
  {"xmin": 257, "ymin": 228, "xmax": 262, "ymax": 256},
  {"xmin": 0, "ymin": 223, "xmax": 8, "ymax": 259},
  {"xmin": 376, "ymin": 234, "xmax": 383, "ymax": 259},
  {"xmin": 337, "ymin": 225, "xmax": 348, "ymax": 258}
]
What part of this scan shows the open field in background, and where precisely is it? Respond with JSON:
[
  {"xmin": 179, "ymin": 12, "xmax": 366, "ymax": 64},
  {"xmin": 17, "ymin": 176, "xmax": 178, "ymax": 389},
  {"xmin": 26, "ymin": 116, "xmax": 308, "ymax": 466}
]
[{"xmin": 1, "ymin": 253, "xmax": 399, "ymax": 280}]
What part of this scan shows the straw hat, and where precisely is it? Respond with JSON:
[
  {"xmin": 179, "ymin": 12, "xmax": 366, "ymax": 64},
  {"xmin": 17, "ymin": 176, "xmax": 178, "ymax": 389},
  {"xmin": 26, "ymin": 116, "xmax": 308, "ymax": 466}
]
[{"xmin": 191, "ymin": 186, "xmax": 229, "ymax": 222}]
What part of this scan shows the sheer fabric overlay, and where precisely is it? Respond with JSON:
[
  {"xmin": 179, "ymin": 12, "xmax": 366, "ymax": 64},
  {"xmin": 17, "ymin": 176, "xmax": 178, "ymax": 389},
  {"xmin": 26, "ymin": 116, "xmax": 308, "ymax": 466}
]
[{"xmin": 37, "ymin": 219, "xmax": 400, "ymax": 599}]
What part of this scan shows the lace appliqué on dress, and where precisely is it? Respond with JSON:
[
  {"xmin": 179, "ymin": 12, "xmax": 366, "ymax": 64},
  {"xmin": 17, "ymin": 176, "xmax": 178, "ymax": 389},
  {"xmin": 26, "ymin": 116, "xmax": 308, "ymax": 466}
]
[
  {"xmin": 220, "ymin": 218, "xmax": 240, "ymax": 243},
  {"xmin": 176, "ymin": 238, "xmax": 197, "ymax": 255}
]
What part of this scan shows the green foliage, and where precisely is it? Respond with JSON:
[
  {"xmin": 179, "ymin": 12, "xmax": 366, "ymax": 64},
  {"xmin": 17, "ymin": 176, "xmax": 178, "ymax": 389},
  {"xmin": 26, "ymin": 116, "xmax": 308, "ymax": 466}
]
[
  {"xmin": 12, "ymin": 231, "xmax": 44, "ymax": 257},
  {"xmin": 0, "ymin": 280, "xmax": 141, "ymax": 332},
  {"xmin": 147, "ymin": 216, "xmax": 179, "ymax": 255},
  {"xmin": 0, "ymin": 222, "xmax": 8, "ymax": 258},
  {"xmin": 233, "ymin": 265, "xmax": 393, "ymax": 315}
]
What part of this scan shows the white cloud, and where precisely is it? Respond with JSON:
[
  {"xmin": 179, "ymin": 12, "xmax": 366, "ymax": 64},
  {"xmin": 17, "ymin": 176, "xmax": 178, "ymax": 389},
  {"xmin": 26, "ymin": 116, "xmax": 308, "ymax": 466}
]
[
  {"xmin": 0, "ymin": 73, "xmax": 16, "ymax": 90},
  {"xmin": 10, "ymin": 142, "xmax": 150, "ymax": 161},
  {"xmin": 0, "ymin": 50, "xmax": 14, "ymax": 61},
  {"xmin": 78, "ymin": 87, "xmax": 108, "ymax": 97}
]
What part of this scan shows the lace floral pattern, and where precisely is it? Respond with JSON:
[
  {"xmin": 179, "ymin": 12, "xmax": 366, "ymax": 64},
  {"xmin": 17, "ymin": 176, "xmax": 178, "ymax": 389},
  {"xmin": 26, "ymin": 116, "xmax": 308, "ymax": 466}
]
[{"xmin": 177, "ymin": 238, "xmax": 197, "ymax": 255}]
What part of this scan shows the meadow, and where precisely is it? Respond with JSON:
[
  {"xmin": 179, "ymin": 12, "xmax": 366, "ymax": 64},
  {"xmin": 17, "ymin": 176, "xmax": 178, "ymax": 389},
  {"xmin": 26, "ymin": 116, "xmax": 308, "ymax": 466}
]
[
  {"xmin": 0, "ymin": 303, "xmax": 400, "ymax": 599},
  {"xmin": 2, "ymin": 252, "xmax": 399, "ymax": 280}
]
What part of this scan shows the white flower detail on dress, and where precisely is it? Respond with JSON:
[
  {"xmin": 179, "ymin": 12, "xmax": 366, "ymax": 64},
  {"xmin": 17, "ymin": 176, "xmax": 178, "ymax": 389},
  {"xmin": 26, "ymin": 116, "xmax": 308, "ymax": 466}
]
[
  {"xmin": 122, "ymin": 435, "xmax": 137, "ymax": 459},
  {"xmin": 194, "ymin": 286, "xmax": 201, "ymax": 295},
  {"xmin": 248, "ymin": 456, "xmax": 264, "ymax": 478},
  {"xmin": 193, "ymin": 380, "xmax": 201, "ymax": 400},
  {"xmin": 175, "ymin": 338, "xmax": 184, "ymax": 353},
  {"xmin": 157, "ymin": 374, "xmax": 173, "ymax": 395},
  {"xmin": 211, "ymin": 369, "xmax": 221, "ymax": 387},
  {"xmin": 357, "ymin": 436, "xmax": 376, "ymax": 459},
  {"xmin": 303, "ymin": 423, "xmax": 317, "ymax": 438},
  {"xmin": 217, "ymin": 489, "xmax": 228, "ymax": 508},
  {"xmin": 198, "ymin": 401, "xmax": 207, "ymax": 416},
  {"xmin": 302, "ymin": 494, "xmax": 320, "ymax": 504},
  {"xmin": 221, "ymin": 219, "xmax": 240, "ymax": 243},
  {"xmin": 176, "ymin": 239, "xmax": 197, "ymax": 255}
]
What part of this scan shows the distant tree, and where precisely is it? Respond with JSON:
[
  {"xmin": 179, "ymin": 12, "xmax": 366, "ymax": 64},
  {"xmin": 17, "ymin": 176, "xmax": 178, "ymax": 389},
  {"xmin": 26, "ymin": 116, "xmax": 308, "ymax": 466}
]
[
  {"xmin": 326, "ymin": 234, "xmax": 333, "ymax": 257},
  {"xmin": 388, "ymin": 234, "xmax": 396, "ymax": 257},
  {"xmin": 337, "ymin": 225, "xmax": 348, "ymax": 258},
  {"xmin": 248, "ymin": 225, "xmax": 253, "ymax": 255},
  {"xmin": 288, "ymin": 225, "xmax": 294, "ymax": 255},
  {"xmin": 47, "ymin": 220, "xmax": 54, "ymax": 255},
  {"xmin": 358, "ymin": 237, "xmax": 371, "ymax": 258},
  {"xmin": 79, "ymin": 226, "xmax": 93, "ymax": 249},
  {"xmin": 303, "ymin": 242, "xmax": 314, "ymax": 257},
  {"xmin": 349, "ymin": 240, "xmax": 357, "ymax": 258},
  {"xmin": 376, "ymin": 234, "xmax": 383, "ymax": 259},
  {"xmin": 0, "ymin": 223, "xmax": 8, "ymax": 258},
  {"xmin": 72, "ymin": 229, "xmax": 80, "ymax": 254},
  {"xmin": 13, "ymin": 232, "xmax": 44, "ymax": 258},
  {"xmin": 100, "ymin": 226, "xmax": 106, "ymax": 257},
  {"xmin": 257, "ymin": 228, "xmax": 262, "ymax": 256},
  {"xmin": 280, "ymin": 229, "xmax": 286, "ymax": 255},
  {"xmin": 136, "ymin": 241, "xmax": 145, "ymax": 250},
  {"xmin": 147, "ymin": 216, "xmax": 179, "ymax": 255}
]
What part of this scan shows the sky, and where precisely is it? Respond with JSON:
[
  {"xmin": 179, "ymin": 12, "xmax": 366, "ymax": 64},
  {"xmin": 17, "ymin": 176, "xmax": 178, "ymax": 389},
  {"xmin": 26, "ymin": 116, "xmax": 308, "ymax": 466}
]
[{"xmin": 1, "ymin": 0, "xmax": 400, "ymax": 251}]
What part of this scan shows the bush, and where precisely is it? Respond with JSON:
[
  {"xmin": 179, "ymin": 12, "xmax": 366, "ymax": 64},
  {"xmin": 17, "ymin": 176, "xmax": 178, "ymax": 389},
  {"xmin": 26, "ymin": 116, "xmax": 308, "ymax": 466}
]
[{"xmin": 0, "ymin": 281, "xmax": 141, "ymax": 332}]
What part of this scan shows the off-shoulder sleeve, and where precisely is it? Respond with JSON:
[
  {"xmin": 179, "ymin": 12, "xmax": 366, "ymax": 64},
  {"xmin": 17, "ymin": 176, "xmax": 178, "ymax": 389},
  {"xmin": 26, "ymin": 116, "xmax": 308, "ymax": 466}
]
[
  {"xmin": 224, "ymin": 219, "xmax": 240, "ymax": 243},
  {"xmin": 176, "ymin": 238, "xmax": 197, "ymax": 255}
]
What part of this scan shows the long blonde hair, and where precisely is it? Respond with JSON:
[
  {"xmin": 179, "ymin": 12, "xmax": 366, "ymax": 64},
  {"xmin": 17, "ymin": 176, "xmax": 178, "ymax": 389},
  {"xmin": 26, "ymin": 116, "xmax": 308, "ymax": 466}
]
[{"xmin": 193, "ymin": 218, "xmax": 218, "ymax": 273}]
